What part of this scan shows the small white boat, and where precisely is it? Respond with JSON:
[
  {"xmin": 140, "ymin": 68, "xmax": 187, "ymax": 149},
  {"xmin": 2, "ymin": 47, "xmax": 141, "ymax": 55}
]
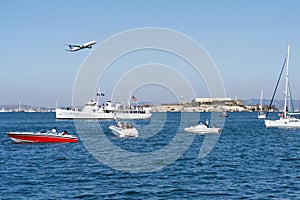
[
  {"xmin": 258, "ymin": 113, "xmax": 266, "ymax": 119},
  {"xmin": 109, "ymin": 121, "xmax": 138, "ymax": 138},
  {"xmin": 184, "ymin": 124, "xmax": 221, "ymax": 134},
  {"xmin": 220, "ymin": 112, "xmax": 228, "ymax": 117}
]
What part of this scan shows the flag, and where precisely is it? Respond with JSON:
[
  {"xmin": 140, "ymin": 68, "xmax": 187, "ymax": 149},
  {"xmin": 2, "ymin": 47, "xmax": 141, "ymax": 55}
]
[{"xmin": 132, "ymin": 96, "xmax": 137, "ymax": 101}]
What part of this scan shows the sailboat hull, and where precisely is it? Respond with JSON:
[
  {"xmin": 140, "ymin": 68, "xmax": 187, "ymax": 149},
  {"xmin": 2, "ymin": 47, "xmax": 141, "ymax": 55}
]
[
  {"xmin": 258, "ymin": 113, "xmax": 266, "ymax": 119},
  {"xmin": 265, "ymin": 118, "xmax": 300, "ymax": 128}
]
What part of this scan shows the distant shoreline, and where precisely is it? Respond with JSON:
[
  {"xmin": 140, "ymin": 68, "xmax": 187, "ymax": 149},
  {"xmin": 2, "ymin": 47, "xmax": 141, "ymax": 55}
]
[{"xmin": 2, "ymin": 98, "xmax": 299, "ymax": 113}]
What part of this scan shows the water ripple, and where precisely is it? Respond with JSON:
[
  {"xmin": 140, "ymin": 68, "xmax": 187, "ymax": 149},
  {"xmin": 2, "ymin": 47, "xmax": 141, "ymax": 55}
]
[{"xmin": 0, "ymin": 112, "xmax": 299, "ymax": 199}]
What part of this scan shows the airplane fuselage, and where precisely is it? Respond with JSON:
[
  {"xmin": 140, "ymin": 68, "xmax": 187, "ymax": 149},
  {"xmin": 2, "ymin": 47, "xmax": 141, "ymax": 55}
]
[{"xmin": 66, "ymin": 40, "xmax": 96, "ymax": 52}]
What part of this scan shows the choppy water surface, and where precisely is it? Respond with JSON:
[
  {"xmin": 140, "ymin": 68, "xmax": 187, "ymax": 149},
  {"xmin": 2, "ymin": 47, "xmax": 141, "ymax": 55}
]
[{"xmin": 0, "ymin": 112, "xmax": 299, "ymax": 199}]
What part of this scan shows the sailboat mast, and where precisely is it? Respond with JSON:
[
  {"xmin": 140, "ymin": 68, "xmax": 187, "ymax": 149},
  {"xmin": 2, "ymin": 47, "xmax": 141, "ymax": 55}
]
[
  {"xmin": 260, "ymin": 89, "xmax": 263, "ymax": 112},
  {"xmin": 283, "ymin": 45, "xmax": 290, "ymax": 118}
]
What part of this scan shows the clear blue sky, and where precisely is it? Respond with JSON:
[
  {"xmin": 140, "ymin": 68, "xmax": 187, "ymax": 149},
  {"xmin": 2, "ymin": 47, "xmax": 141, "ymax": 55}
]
[{"xmin": 1, "ymin": 0, "xmax": 300, "ymax": 106}]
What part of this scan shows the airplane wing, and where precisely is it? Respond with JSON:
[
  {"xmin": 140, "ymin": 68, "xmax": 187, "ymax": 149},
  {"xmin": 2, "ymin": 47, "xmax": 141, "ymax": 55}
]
[
  {"xmin": 82, "ymin": 41, "xmax": 96, "ymax": 47},
  {"xmin": 66, "ymin": 44, "xmax": 81, "ymax": 48}
]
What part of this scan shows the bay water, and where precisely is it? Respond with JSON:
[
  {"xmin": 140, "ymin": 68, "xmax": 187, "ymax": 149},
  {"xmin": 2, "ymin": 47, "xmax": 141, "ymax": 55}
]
[{"xmin": 0, "ymin": 112, "xmax": 299, "ymax": 199}]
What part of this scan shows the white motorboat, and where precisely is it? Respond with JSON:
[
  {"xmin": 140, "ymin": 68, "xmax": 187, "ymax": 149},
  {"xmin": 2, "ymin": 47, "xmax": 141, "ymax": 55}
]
[
  {"xmin": 220, "ymin": 112, "xmax": 229, "ymax": 117},
  {"xmin": 265, "ymin": 45, "xmax": 300, "ymax": 128},
  {"xmin": 184, "ymin": 124, "xmax": 221, "ymax": 134},
  {"xmin": 56, "ymin": 100, "xmax": 152, "ymax": 120},
  {"xmin": 109, "ymin": 121, "xmax": 138, "ymax": 138}
]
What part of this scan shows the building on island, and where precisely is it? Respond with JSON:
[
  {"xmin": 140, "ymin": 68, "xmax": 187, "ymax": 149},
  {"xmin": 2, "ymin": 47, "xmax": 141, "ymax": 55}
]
[{"xmin": 154, "ymin": 97, "xmax": 249, "ymax": 112}]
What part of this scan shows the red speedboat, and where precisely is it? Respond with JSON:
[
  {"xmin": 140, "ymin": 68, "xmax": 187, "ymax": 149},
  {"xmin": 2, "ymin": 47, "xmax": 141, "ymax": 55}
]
[{"xmin": 6, "ymin": 131, "xmax": 78, "ymax": 143}]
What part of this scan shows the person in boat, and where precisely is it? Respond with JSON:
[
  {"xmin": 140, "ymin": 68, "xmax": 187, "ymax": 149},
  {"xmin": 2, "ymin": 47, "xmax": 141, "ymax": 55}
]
[
  {"xmin": 205, "ymin": 119, "xmax": 209, "ymax": 128},
  {"xmin": 122, "ymin": 122, "xmax": 127, "ymax": 129},
  {"xmin": 128, "ymin": 123, "xmax": 133, "ymax": 128},
  {"xmin": 52, "ymin": 127, "xmax": 57, "ymax": 134},
  {"xmin": 62, "ymin": 130, "xmax": 68, "ymax": 135},
  {"xmin": 117, "ymin": 121, "xmax": 121, "ymax": 127}
]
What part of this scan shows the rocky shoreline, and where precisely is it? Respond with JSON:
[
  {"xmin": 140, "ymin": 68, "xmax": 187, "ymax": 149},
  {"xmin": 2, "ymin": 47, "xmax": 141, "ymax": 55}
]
[{"xmin": 153, "ymin": 98, "xmax": 278, "ymax": 112}]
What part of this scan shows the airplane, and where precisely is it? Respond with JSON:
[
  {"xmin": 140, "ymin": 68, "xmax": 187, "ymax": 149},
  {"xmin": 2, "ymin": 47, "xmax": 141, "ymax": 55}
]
[{"xmin": 66, "ymin": 40, "xmax": 96, "ymax": 52}]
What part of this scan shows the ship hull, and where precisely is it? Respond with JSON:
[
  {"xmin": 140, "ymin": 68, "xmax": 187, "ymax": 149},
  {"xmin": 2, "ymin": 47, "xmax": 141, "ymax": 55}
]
[{"xmin": 56, "ymin": 109, "xmax": 152, "ymax": 120}]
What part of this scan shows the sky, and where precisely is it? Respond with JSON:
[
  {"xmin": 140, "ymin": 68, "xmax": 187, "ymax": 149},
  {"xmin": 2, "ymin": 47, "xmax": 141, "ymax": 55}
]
[{"xmin": 1, "ymin": 0, "xmax": 300, "ymax": 106}]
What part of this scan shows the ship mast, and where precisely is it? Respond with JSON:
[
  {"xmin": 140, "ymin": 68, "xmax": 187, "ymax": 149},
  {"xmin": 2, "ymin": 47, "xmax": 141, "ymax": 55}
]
[{"xmin": 283, "ymin": 45, "xmax": 290, "ymax": 119}]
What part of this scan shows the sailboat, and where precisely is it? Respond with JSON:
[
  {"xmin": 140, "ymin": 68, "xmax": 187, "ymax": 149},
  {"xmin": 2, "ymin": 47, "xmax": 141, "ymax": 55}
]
[
  {"xmin": 258, "ymin": 89, "xmax": 266, "ymax": 119},
  {"xmin": 265, "ymin": 45, "xmax": 300, "ymax": 128}
]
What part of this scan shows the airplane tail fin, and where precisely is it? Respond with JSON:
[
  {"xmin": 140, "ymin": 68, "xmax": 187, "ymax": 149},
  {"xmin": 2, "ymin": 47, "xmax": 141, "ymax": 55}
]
[{"xmin": 65, "ymin": 44, "xmax": 73, "ymax": 49}]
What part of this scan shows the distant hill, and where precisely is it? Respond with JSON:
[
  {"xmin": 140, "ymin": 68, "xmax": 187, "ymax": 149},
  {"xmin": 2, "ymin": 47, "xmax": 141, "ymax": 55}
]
[
  {"xmin": 243, "ymin": 99, "xmax": 300, "ymax": 111},
  {"xmin": 0, "ymin": 104, "xmax": 31, "ymax": 111},
  {"xmin": 0, "ymin": 104, "xmax": 54, "ymax": 112}
]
